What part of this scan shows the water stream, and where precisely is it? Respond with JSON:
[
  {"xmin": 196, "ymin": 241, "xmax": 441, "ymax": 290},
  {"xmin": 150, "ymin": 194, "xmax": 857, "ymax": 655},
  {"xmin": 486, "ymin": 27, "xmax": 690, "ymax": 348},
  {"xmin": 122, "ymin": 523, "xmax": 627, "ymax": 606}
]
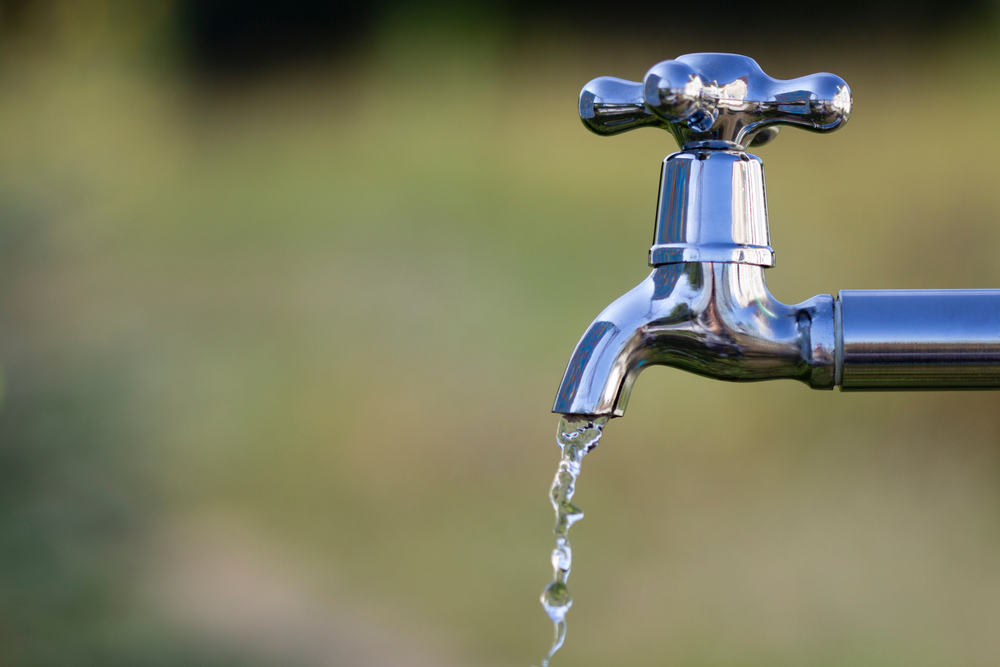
[{"xmin": 536, "ymin": 414, "xmax": 609, "ymax": 667}]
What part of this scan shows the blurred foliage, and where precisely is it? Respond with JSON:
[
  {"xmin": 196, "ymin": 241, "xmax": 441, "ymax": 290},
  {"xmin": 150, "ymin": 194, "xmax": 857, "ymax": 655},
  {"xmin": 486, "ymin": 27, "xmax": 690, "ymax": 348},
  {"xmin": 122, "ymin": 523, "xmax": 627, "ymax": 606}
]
[{"xmin": 2, "ymin": 2, "xmax": 1000, "ymax": 666}]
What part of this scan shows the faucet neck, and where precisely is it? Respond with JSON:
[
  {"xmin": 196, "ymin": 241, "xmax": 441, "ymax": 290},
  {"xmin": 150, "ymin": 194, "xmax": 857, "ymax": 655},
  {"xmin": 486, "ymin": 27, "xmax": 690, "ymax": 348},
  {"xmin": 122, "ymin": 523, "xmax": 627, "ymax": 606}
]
[{"xmin": 649, "ymin": 149, "xmax": 774, "ymax": 268}]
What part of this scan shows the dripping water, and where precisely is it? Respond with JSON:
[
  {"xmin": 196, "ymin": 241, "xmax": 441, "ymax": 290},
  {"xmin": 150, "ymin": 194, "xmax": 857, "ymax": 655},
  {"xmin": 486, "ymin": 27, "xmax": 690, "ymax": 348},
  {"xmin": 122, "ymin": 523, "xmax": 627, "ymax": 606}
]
[{"xmin": 536, "ymin": 414, "xmax": 608, "ymax": 667}]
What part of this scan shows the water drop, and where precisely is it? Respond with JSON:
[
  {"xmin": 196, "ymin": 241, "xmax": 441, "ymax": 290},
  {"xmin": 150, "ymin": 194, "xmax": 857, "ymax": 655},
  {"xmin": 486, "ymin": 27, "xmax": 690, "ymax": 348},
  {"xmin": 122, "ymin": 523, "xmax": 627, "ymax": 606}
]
[{"xmin": 541, "ymin": 581, "xmax": 572, "ymax": 622}]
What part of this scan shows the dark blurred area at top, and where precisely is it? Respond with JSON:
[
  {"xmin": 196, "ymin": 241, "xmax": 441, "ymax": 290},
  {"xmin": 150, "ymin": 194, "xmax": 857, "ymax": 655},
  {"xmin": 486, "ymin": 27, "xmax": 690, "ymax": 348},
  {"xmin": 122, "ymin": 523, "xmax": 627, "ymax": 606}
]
[
  {"xmin": 0, "ymin": 0, "xmax": 991, "ymax": 75},
  {"xmin": 174, "ymin": 0, "xmax": 994, "ymax": 74}
]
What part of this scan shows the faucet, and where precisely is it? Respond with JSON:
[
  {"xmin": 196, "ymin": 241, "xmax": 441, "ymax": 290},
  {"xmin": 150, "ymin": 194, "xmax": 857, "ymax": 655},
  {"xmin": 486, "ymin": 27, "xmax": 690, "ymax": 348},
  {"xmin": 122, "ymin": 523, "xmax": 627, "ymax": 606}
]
[{"xmin": 554, "ymin": 53, "xmax": 1000, "ymax": 418}]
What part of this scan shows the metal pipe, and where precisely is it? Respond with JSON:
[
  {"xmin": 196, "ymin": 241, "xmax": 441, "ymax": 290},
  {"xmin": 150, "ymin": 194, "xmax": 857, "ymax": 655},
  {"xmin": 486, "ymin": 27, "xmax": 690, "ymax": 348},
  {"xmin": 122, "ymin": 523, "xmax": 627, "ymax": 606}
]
[{"xmin": 837, "ymin": 290, "xmax": 1000, "ymax": 390}]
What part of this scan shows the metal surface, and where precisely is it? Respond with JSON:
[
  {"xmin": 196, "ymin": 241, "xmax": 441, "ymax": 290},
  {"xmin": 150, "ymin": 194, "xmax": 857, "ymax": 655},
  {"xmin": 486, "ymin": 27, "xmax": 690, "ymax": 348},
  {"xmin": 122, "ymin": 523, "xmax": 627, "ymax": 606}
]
[
  {"xmin": 586, "ymin": 55, "xmax": 851, "ymax": 270},
  {"xmin": 553, "ymin": 263, "xmax": 835, "ymax": 416},
  {"xmin": 649, "ymin": 150, "xmax": 773, "ymax": 267},
  {"xmin": 556, "ymin": 53, "xmax": 1000, "ymax": 418},
  {"xmin": 579, "ymin": 53, "xmax": 852, "ymax": 149},
  {"xmin": 838, "ymin": 290, "xmax": 1000, "ymax": 390}
]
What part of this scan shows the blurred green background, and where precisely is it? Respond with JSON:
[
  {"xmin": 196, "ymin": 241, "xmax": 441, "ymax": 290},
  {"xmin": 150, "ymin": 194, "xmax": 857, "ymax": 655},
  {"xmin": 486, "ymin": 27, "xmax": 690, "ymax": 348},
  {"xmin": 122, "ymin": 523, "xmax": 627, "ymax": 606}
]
[{"xmin": 4, "ymin": 1, "xmax": 1000, "ymax": 666}]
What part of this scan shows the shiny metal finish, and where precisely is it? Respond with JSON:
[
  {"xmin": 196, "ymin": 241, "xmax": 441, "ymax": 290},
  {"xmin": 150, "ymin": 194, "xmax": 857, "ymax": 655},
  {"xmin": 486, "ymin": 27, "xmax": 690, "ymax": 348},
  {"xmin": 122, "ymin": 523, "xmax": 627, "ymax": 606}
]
[
  {"xmin": 577, "ymin": 76, "xmax": 663, "ymax": 136},
  {"xmin": 650, "ymin": 150, "xmax": 773, "ymax": 267},
  {"xmin": 559, "ymin": 53, "xmax": 844, "ymax": 416},
  {"xmin": 838, "ymin": 290, "xmax": 1000, "ymax": 390},
  {"xmin": 553, "ymin": 263, "xmax": 835, "ymax": 416},
  {"xmin": 556, "ymin": 53, "xmax": 1000, "ymax": 418},
  {"xmin": 582, "ymin": 55, "xmax": 848, "ymax": 270},
  {"xmin": 580, "ymin": 53, "xmax": 852, "ymax": 149}
]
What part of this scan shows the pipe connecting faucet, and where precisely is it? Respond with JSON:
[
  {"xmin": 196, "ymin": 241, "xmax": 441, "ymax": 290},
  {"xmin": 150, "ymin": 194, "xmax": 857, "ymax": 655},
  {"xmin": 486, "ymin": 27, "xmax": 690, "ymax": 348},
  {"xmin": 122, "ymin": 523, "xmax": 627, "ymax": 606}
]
[{"xmin": 555, "ymin": 53, "xmax": 1000, "ymax": 417}]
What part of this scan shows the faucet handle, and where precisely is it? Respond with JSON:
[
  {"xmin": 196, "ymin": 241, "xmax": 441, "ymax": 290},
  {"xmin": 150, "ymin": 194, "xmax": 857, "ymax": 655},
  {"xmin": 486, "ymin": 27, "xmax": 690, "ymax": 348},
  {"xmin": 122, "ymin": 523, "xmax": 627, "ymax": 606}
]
[{"xmin": 580, "ymin": 53, "xmax": 852, "ymax": 149}]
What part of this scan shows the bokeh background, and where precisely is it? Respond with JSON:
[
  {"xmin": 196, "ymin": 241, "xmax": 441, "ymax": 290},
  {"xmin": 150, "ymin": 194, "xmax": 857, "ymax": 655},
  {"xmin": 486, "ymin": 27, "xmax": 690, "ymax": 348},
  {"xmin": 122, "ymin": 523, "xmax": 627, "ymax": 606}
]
[{"xmin": 4, "ymin": 1, "xmax": 1000, "ymax": 666}]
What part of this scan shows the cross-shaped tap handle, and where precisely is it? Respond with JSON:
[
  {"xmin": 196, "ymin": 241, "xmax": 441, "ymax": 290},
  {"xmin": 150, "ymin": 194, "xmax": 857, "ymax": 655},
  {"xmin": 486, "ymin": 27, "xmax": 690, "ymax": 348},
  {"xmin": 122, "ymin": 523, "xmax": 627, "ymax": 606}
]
[{"xmin": 580, "ymin": 53, "xmax": 852, "ymax": 149}]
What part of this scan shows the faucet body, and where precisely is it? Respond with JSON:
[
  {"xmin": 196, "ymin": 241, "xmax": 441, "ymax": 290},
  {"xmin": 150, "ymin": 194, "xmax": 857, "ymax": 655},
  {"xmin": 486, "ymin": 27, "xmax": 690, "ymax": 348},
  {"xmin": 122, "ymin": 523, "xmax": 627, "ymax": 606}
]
[
  {"xmin": 556, "ymin": 143, "xmax": 839, "ymax": 416},
  {"xmin": 554, "ymin": 262, "xmax": 835, "ymax": 416},
  {"xmin": 557, "ymin": 55, "xmax": 1000, "ymax": 418},
  {"xmin": 554, "ymin": 261, "xmax": 1000, "ymax": 416}
]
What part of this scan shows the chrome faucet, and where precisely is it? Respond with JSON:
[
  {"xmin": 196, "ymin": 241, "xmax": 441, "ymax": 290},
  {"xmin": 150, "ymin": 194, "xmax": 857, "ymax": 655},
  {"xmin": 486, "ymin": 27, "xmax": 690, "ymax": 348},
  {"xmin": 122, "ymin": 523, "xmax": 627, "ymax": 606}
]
[{"xmin": 555, "ymin": 53, "xmax": 1000, "ymax": 417}]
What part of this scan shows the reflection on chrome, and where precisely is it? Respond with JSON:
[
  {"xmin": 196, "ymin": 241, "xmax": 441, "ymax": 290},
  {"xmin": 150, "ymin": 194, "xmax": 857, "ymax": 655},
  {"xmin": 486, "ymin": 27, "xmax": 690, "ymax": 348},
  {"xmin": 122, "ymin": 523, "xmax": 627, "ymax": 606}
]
[
  {"xmin": 557, "ymin": 53, "xmax": 1000, "ymax": 418},
  {"xmin": 579, "ymin": 53, "xmax": 851, "ymax": 148},
  {"xmin": 553, "ymin": 262, "xmax": 836, "ymax": 416}
]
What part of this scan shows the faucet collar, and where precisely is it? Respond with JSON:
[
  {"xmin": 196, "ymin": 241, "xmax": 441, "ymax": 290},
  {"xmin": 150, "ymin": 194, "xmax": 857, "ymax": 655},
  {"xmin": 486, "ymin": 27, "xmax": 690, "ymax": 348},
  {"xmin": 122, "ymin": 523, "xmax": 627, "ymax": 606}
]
[
  {"xmin": 649, "ymin": 149, "xmax": 775, "ymax": 268},
  {"xmin": 681, "ymin": 140, "xmax": 744, "ymax": 151}
]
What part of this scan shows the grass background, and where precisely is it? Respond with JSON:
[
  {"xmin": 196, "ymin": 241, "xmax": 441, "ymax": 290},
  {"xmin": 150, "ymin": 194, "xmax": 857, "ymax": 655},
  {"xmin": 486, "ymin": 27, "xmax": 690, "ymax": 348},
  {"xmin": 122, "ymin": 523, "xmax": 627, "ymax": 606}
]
[{"xmin": 3, "ymin": 3, "xmax": 1000, "ymax": 666}]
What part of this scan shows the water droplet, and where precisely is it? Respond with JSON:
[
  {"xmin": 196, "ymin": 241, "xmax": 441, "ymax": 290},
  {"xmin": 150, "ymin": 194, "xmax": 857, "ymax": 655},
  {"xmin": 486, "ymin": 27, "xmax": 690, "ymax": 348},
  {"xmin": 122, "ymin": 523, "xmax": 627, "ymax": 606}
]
[
  {"xmin": 551, "ymin": 540, "xmax": 571, "ymax": 571},
  {"xmin": 541, "ymin": 581, "xmax": 572, "ymax": 622}
]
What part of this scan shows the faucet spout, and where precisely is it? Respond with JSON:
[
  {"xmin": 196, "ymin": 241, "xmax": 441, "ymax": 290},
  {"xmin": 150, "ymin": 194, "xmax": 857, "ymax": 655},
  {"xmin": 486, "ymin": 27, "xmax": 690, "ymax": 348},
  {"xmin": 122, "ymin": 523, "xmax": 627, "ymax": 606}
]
[{"xmin": 553, "ymin": 262, "xmax": 836, "ymax": 417}]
